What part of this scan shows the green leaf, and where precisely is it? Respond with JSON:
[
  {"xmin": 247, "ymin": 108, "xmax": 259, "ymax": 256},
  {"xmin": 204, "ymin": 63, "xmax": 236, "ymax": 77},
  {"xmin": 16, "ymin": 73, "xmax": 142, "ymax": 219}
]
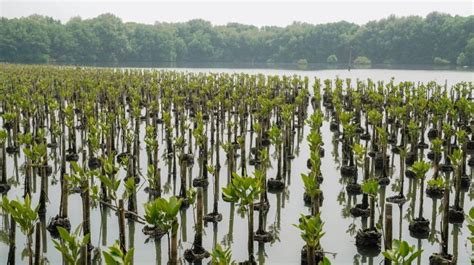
[
  {"xmin": 124, "ymin": 248, "xmax": 135, "ymax": 265},
  {"xmin": 405, "ymin": 249, "xmax": 423, "ymax": 264},
  {"xmin": 399, "ymin": 240, "xmax": 409, "ymax": 257},
  {"xmin": 102, "ymin": 251, "xmax": 118, "ymax": 265},
  {"xmin": 361, "ymin": 179, "xmax": 379, "ymax": 197},
  {"xmin": 319, "ymin": 256, "xmax": 331, "ymax": 265}
]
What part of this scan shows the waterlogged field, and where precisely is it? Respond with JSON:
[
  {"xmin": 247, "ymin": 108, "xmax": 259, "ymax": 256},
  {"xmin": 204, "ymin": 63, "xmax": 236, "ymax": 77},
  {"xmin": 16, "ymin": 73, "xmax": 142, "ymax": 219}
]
[{"xmin": 0, "ymin": 65, "xmax": 473, "ymax": 265}]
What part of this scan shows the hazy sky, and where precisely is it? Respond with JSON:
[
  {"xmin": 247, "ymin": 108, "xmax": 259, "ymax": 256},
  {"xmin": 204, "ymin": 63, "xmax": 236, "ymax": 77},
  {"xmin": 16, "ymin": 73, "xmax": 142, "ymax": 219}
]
[{"xmin": 1, "ymin": 0, "xmax": 473, "ymax": 26}]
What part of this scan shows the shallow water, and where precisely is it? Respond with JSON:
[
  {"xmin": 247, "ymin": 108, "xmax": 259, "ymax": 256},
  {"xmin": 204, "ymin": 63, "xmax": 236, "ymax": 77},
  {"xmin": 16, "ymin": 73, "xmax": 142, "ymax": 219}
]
[{"xmin": 0, "ymin": 68, "xmax": 473, "ymax": 265}]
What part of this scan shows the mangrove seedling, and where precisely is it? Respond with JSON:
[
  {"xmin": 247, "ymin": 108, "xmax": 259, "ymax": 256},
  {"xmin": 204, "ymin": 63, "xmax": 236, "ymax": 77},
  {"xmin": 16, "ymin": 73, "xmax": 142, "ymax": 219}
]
[
  {"xmin": 346, "ymin": 143, "xmax": 365, "ymax": 196},
  {"xmin": 222, "ymin": 171, "xmax": 263, "ymax": 264},
  {"xmin": 68, "ymin": 161, "xmax": 99, "ymax": 264},
  {"xmin": 408, "ymin": 160, "xmax": 431, "ymax": 239},
  {"xmin": 382, "ymin": 239, "xmax": 423, "ymax": 265},
  {"xmin": 204, "ymin": 165, "xmax": 223, "ymax": 223},
  {"xmin": 1, "ymin": 195, "xmax": 39, "ymax": 265},
  {"xmin": 210, "ymin": 244, "xmax": 236, "ymax": 265},
  {"xmin": 447, "ymin": 149, "xmax": 465, "ymax": 224},
  {"xmin": 0, "ymin": 129, "xmax": 10, "ymax": 194},
  {"xmin": 294, "ymin": 214, "xmax": 327, "ymax": 265},
  {"xmin": 426, "ymin": 138, "xmax": 444, "ymax": 199},
  {"xmin": 267, "ymin": 124, "xmax": 285, "ymax": 192},
  {"xmin": 355, "ymin": 179, "xmax": 381, "ymax": 257},
  {"xmin": 102, "ymin": 241, "xmax": 135, "ymax": 265},
  {"xmin": 52, "ymin": 226, "xmax": 90, "ymax": 265},
  {"xmin": 143, "ymin": 196, "xmax": 182, "ymax": 264}
]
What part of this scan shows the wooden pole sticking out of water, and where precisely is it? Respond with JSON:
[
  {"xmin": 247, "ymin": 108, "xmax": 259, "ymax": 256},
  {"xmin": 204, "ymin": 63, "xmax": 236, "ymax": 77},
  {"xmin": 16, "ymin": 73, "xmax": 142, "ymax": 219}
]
[{"xmin": 384, "ymin": 204, "xmax": 393, "ymax": 265}]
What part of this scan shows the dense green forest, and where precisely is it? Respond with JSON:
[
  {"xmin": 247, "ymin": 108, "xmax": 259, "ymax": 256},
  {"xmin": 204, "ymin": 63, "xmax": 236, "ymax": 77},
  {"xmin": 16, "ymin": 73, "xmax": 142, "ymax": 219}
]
[{"xmin": 1, "ymin": 12, "xmax": 473, "ymax": 66}]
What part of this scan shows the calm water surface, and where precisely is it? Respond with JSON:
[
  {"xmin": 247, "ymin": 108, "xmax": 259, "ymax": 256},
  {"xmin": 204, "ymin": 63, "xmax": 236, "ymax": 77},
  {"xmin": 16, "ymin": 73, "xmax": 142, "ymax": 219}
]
[{"xmin": 0, "ymin": 68, "xmax": 472, "ymax": 265}]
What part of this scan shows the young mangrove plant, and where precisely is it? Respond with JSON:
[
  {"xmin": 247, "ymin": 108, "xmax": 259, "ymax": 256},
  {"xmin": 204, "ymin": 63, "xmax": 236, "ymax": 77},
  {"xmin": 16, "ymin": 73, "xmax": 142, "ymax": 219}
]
[
  {"xmin": 143, "ymin": 196, "xmax": 182, "ymax": 264},
  {"xmin": 382, "ymin": 239, "xmax": 423, "ymax": 265},
  {"xmin": 102, "ymin": 241, "xmax": 135, "ymax": 265},
  {"xmin": 1, "ymin": 195, "xmax": 39, "ymax": 265},
  {"xmin": 204, "ymin": 165, "xmax": 223, "ymax": 223},
  {"xmin": 408, "ymin": 160, "xmax": 431, "ymax": 239},
  {"xmin": 67, "ymin": 161, "xmax": 99, "ymax": 265},
  {"xmin": 222, "ymin": 171, "xmax": 263, "ymax": 264},
  {"xmin": 0, "ymin": 129, "xmax": 10, "ymax": 194},
  {"xmin": 426, "ymin": 138, "xmax": 444, "ymax": 199},
  {"xmin": 448, "ymin": 149, "xmax": 465, "ymax": 224},
  {"xmin": 52, "ymin": 225, "xmax": 90, "ymax": 265},
  {"xmin": 210, "ymin": 244, "xmax": 236, "ymax": 265},
  {"xmin": 294, "ymin": 214, "xmax": 329, "ymax": 265},
  {"xmin": 356, "ymin": 178, "xmax": 381, "ymax": 257},
  {"xmin": 267, "ymin": 123, "xmax": 285, "ymax": 192}
]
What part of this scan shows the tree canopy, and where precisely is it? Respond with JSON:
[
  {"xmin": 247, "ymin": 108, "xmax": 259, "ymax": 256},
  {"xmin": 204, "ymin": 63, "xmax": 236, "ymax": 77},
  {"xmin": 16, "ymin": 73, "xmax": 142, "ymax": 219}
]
[{"xmin": 1, "ymin": 12, "xmax": 473, "ymax": 65}]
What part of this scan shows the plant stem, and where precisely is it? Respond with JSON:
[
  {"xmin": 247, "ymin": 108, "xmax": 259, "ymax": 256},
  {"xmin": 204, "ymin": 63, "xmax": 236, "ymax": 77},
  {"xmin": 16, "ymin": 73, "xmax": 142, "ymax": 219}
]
[
  {"xmin": 248, "ymin": 205, "xmax": 255, "ymax": 263},
  {"xmin": 418, "ymin": 178, "xmax": 424, "ymax": 218},
  {"xmin": 118, "ymin": 199, "xmax": 127, "ymax": 255},
  {"xmin": 7, "ymin": 215, "xmax": 15, "ymax": 265},
  {"xmin": 170, "ymin": 220, "xmax": 178, "ymax": 265},
  {"xmin": 34, "ymin": 222, "xmax": 40, "ymax": 265},
  {"xmin": 307, "ymin": 245, "xmax": 315, "ymax": 265}
]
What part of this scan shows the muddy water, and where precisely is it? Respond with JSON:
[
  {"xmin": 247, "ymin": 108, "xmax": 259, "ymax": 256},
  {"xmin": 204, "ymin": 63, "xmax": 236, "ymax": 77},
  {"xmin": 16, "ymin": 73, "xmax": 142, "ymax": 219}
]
[{"xmin": 0, "ymin": 68, "xmax": 473, "ymax": 265}]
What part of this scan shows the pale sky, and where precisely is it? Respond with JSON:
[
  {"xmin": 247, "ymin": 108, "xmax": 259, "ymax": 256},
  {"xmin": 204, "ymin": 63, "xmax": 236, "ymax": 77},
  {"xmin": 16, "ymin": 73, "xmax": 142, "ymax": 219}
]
[{"xmin": 1, "ymin": 0, "xmax": 473, "ymax": 27}]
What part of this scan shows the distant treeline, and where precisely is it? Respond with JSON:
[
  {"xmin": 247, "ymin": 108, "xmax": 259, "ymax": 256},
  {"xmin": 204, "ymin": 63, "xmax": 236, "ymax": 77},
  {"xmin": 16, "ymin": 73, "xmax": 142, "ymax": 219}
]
[{"xmin": 1, "ymin": 12, "xmax": 473, "ymax": 66}]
